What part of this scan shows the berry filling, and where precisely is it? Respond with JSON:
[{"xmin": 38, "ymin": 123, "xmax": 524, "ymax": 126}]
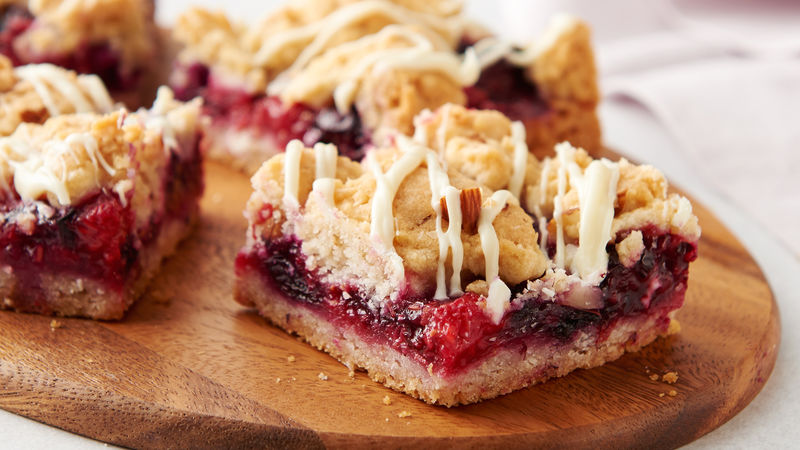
[
  {"xmin": 0, "ymin": 5, "xmax": 33, "ymax": 65},
  {"xmin": 0, "ymin": 142, "xmax": 203, "ymax": 315},
  {"xmin": 0, "ymin": 5, "xmax": 139, "ymax": 91},
  {"xmin": 236, "ymin": 226, "xmax": 696, "ymax": 376},
  {"xmin": 173, "ymin": 63, "xmax": 370, "ymax": 161},
  {"xmin": 464, "ymin": 58, "xmax": 549, "ymax": 121}
]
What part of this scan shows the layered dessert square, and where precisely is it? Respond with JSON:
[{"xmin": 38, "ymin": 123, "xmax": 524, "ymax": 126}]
[
  {"xmin": 234, "ymin": 105, "xmax": 700, "ymax": 406},
  {"xmin": 0, "ymin": 0, "xmax": 156, "ymax": 94},
  {"xmin": 170, "ymin": 0, "xmax": 600, "ymax": 173},
  {"xmin": 0, "ymin": 87, "xmax": 203, "ymax": 319}
]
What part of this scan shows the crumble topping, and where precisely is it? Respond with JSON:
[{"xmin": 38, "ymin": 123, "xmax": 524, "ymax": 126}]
[
  {"xmin": 0, "ymin": 57, "xmax": 114, "ymax": 136},
  {"xmin": 5, "ymin": 0, "xmax": 155, "ymax": 70},
  {"xmin": 616, "ymin": 230, "xmax": 644, "ymax": 268},
  {"xmin": 173, "ymin": 0, "xmax": 595, "ymax": 140},
  {"xmin": 174, "ymin": 0, "xmax": 464, "ymax": 93},
  {"xmin": 0, "ymin": 87, "xmax": 201, "ymax": 227}
]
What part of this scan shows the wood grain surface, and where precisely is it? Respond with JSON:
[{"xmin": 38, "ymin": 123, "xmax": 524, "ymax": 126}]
[{"xmin": 0, "ymin": 160, "xmax": 780, "ymax": 449}]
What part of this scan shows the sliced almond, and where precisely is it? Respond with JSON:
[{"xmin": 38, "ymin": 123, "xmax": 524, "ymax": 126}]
[{"xmin": 441, "ymin": 187, "xmax": 482, "ymax": 233}]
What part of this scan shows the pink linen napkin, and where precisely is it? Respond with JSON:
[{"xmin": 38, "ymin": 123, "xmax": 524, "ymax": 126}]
[{"xmin": 494, "ymin": 0, "xmax": 800, "ymax": 255}]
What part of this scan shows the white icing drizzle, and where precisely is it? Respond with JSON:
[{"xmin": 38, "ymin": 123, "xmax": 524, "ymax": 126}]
[
  {"xmin": 257, "ymin": 1, "xmax": 478, "ymax": 113},
  {"xmin": 13, "ymin": 64, "xmax": 113, "ymax": 116},
  {"xmin": 534, "ymin": 158, "xmax": 551, "ymax": 254},
  {"xmin": 282, "ymin": 139, "xmax": 304, "ymax": 209},
  {"xmin": 478, "ymin": 190, "xmax": 517, "ymax": 283},
  {"xmin": 466, "ymin": 14, "xmax": 580, "ymax": 69},
  {"xmin": 435, "ymin": 103, "xmax": 454, "ymax": 158},
  {"xmin": 472, "ymin": 37, "xmax": 514, "ymax": 70},
  {"xmin": 478, "ymin": 190, "xmax": 518, "ymax": 324},
  {"xmin": 328, "ymin": 28, "xmax": 478, "ymax": 113},
  {"xmin": 550, "ymin": 142, "xmax": 620, "ymax": 282},
  {"xmin": 311, "ymin": 178, "xmax": 336, "ymax": 207},
  {"xmin": 313, "ymin": 142, "xmax": 337, "ymax": 179},
  {"xmin": 420, "ymin": 139, "xmax": 455, "ymax": 299},
  {"xmin": 571, "ymin": 160, "xmax": 620, "ymax": 280},
  {"xmin": 552, "ymin": 143, "xmax": 573, "ymax": 268},
  {"xmin": 262, "ymin": 0, "xmax": 460, "ymax": 84},
  {"xmin": 2, "ymin": 131, "xmax": 113, "ymax": 206},
  {"xmin": 441, "ymin": 185, "xmax": 464, "ymax": 297},
  {"xmin": 508, "ymin": 121, "xmax": 528, "ymax": 199},
  {"xmin": 369, "ymin": 139, "xmax": 427, "ymax": 249}
]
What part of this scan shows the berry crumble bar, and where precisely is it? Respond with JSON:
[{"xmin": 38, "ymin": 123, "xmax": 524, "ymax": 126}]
[
  {"xmin": 233, "ymin": 105, "xmax": 699, "ymax": 405},
  {"xmin": 0, "ymin": 86, "xmax": 203, "ymax": 319},
  {"xmin": 170, "ymin": 0, "xmax": 600, "ymax": 173}
]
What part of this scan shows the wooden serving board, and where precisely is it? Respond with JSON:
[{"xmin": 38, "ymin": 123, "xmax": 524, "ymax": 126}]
[{"xmin": 0, "ymin": 161, "xmax": 779, "ymax": 449}]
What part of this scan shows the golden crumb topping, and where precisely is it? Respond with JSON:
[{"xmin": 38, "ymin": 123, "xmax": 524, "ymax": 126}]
[
  {"xmin": 0, "ymin": 87, "xmax": 201, "ymax": 228},
  {"xmin": 6, "ymin": 0, "xmax": 155, "ymax": 69},
  {"xmin": 0, "ymin": 57, "xmax": 115, "ymax": 136}
]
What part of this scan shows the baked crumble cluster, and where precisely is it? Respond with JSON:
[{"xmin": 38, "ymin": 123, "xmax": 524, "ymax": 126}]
[
  {"xmin": 0, "ymin": 85, "xmax": 204, "ymax": 319},
  {"xmin": 170, "ymin": 0, "xmax": 600, "ymax": 173},
  {"xmin": 0, "ymin": 54, "xmax": 115, "ymax": 135},
  {"xmin": 234, "ymin": 104, "xmax": 700, "ymax": 405},
  {"xmin": 0, "ymin": 0, "xmax": 156, "ymax": 92}
]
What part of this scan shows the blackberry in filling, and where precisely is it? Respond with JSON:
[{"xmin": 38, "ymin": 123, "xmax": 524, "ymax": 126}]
[
  {"xmin": 0, "ymin": 5, "xmax": 33, "ymax": 65},
  {"xmin": 236, "ymin": 227, "xmax": 696, "ymax": 376},
  {"xmin": 464, "ymin": 59, "xmax": 549, "ymax": 122}
]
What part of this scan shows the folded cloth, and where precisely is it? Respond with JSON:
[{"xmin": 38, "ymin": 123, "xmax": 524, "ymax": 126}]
[
  {"xmin": 604, "ymin": 58, "xmax": 800, "ymax": 256},
  {"xmin": 491, "ymin": 0, "xmax": 800, "ymax": 255}
]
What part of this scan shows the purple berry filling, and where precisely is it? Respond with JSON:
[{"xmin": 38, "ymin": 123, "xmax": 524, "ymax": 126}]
[{"xmin": 236, "ymin": 226, "xmax": 696, "ymax": 376}]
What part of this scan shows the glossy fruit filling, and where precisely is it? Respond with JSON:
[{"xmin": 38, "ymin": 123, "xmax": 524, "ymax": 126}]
[
  {"xmin": 0, "ymin": 142, "xmax": 203, "ymax": 314},
  {"xmin": 172, "ymin": 63, "xmax": 370, "ymax": 161},
  {"xmin": 236, "ymin": 226, "xmax": 696, "ymax": 376},
  {"xmin": 464, "ymin": 58, "xmax": 549, "ymax": 121},
  {"xmin": 0, "ymin": 5, "xmax": 139, "ymax": 90}
]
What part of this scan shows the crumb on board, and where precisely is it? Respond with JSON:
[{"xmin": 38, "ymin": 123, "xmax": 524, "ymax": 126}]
[
  {"xmin": 385, "ymin": 418, "xmax": 389, "ymax": 422},
  {"xmin": 662, "ymin": 371, "xmax": 678, "ymax": 384},
  {"xmin": 383, "ymin": 395, "xmax": 392, "ymax": 406},
  {"xmin": 50, "ymin": 319, "xmax": 62, "ymax": 329},
  {"xmin": 668, "ymin": 390, "xmax": 677, "ymax": 397},
  {"xmin": 348, "ymin": 370, "xmax": 355, "ymax": 378},
  {"xmin": 398, "ymin": 411, "xmax": 412, "ymax": 418},
  {"xmin": 276, "ymin": 378, "xmax": 281, "ymax": 383},
  {"xmin": 659, "ymin": 393, "xmax": 665, "ymax": 398},
  {"xmin": 649, "ymin": 374, "xmax": 659, "ymax": 381},
  {"xmin": 287, "ymin": 355, "xmax": 296, "ymax": 363},
  {"xmin": 668, "ymin": 319, "xmax": 682, "ymax": 335},
  {"xmin": 292, "ymin": 376, "xmax": 297, "ymax": 381},
  {"xmin": 318, "ymin": 372, "xmax": 328, "ymax": 381}
]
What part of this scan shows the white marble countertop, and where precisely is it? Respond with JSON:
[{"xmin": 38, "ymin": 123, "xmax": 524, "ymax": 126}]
[{"xmin": 2, "ymin": 1, "xmax": 797, "ymax": 448}]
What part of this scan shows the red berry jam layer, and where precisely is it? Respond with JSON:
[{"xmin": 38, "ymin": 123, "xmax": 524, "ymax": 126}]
[
  {"xmin": 0, "ymin": 5, "xmax": 139, "ymax": 90},
  {"xmin": 172, "ymin": 63, "xmax": 370, "ymax": 161},
  {"xmin": 0, "ymin": 143, "xmax": 203, "ymax": 316},
  {"xmin": 236, "ymin": 226, "xmax": 696, "ymax": 377},
  {"xmin": 464, "ymin": 58, "xmax": 549, "ymax": 122}
]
